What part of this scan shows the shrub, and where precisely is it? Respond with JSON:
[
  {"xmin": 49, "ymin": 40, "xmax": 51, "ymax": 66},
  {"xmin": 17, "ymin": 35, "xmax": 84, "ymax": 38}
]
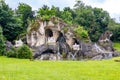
[
  {"xmin": 0, "ymin": 26, "xmax": 6, "ymax": 56},
  {"xmin": 74, "ymin": 26, "xmax": 88, "ymax": 40},
  {"xmin": 6, "ymin": 47, "xmax": 17, "ymax": 58},
  {"xmin": 17, "ymin": 45, "xmax": 32, "ymax": 59},
  {"xmin": 63, "ymin": 27, "xmax": 68, "ymax": 33}
]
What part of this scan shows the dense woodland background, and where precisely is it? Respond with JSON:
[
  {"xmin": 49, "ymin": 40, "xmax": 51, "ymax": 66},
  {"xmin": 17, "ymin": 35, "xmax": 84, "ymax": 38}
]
[
  {"xmin": 0, "ymin": 0, "xmax": 120, "ymax": 43},
  {"xmin": 1, "ymin": 1, "xmax": 120, "ymax": 79}
]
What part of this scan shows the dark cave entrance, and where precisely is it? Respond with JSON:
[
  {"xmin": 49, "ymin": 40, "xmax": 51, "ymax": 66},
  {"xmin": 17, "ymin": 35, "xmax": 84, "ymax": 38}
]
[
  {"xmin": 73, "ymin": 38, "xmax": 79, "ymax": 45},
  {"xmin": 45, "ymin": 29, "xmax": 53, "ymax": 37},
  {"xmin": 42, "ymin": 49, "xmax": 55, "ymax": 54}
]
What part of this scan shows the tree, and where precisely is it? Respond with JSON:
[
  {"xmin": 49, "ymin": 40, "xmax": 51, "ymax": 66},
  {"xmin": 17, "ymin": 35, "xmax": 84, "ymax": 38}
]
[
  {"xmin": 73, "ymin": 1, "xmax": 110, "ymax": 41},
  {"xmin": 16, "ymin": 3, "xmax": 34, "ymax": 32},
  {"xmin": 107, "ymin": 19, "xmax": 120, "ymax": 41},
  {"xmin": 74, "ymin": 25, "xmax": 88, "ymax": 41},
  {"xmin": 37, "ymin": 5, "xmax": 56, "ymax": 20},
  {"xmin": 0, "ymin": 0, "xmax": 23, "ymax": 41},
  {"xmin": 0, "ymin": 26, "xmax": 6, "ymax": 55},
  {"xmin": 64, "ymin": 7, "xmax": 76, "ymax": 21},
  {"xmin": 51, "ymin": 6, "xmax": 61, "ymax": 18},
  {"xmin": 61, "ymin": 11, "xmax": 72, "ymax": 25}
]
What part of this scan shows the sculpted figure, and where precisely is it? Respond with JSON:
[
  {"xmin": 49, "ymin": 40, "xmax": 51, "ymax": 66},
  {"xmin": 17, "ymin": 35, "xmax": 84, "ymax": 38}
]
[
  {"xmin": 98, "ymin": 31, "xmax": 114, "ymax": 51},
  {"xmin": 98, "ymin": 31, "xmax": 113, "ymax": 42},
  {"xmin": 15, "ymin": 39, "xmax": 23, "ymax": 47}
]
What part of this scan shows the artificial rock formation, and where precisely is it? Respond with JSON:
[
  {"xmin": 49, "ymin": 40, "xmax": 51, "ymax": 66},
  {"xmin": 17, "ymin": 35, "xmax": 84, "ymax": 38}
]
[
  {"xmin": 26, "ymin": 17, "xmax": 119, "ymax": 60},
  {"xmin": 14, "ymin": 39, "xmax": 23, "ymax": 48},
  {"xmin": 27, "ymin": 17, "xmax": 68, "ymax": 47},
  {"xmin": 26, "ymin": 17, "xmax": 81, "ymax": 60},
  {"xmin": 98, "ymin": 31, "xmax": 114, "ymax": 51}
]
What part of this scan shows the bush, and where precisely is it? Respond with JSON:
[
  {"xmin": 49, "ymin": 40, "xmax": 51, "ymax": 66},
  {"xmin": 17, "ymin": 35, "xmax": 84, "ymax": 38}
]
[
  {"xmin": 63, "ymin": 27, "xmax": 68, "ymax": 33},
  {"xmin": 6, "ymin": 47, "xmax": 17, "ymax": 58},
  {"xmin": 0, "ymin": 26, "xmax": 6, "ymax": 56},
  {"xmin": 17, "ymin": 45, "xmax": 32, "ymax": 59},
  {"xmin": 74, "ymin": 26, "xmax": 88, "ymax": 40}
]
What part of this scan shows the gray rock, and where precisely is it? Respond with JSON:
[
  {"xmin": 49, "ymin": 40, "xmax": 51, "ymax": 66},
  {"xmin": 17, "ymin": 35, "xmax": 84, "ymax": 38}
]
[
  {"xmin": 40, "ymin": 54, "xmax": 50, "ymax": 60},
  {"xmin": 102, "ymin": 53, "xmax": 112, "ymax": 59},
  {"xmin": 92, "ymin": 55, "xmax": 103, "ymax": 60},
  {"xmin": 39, "ymin": 54, "xmax": 62, "ymax": 60},
  {"xmin": 6, "ymin": 41, "xmax": 13, "ymax": 51},
  {"xmin": 112, "ymin": 52, "xmax": 120, "ymax": 57}
]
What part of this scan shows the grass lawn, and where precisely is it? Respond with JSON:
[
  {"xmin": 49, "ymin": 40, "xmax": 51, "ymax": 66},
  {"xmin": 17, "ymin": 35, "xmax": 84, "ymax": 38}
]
[
  {"xmin": 114, "ymin": 42, "xmax": 120, "ymax": 52},
  {"xmin": 0, "ymin": 56, "xmax": 120, "ymax": 80}
]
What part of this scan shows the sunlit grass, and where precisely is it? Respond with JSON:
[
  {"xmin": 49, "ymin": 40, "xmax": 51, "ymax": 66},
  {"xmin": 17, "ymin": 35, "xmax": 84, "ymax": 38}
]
[
  {"xmin": 114, "ymin": 42, "xmax": 120, "ymax": 52},
  {"xmin": 0, "ymin": 56, "xmax": 120, "ymax": 80}
]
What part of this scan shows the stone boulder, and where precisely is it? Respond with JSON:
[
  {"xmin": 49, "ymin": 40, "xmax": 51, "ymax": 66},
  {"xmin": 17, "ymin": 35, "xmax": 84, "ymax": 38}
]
[
  {"xmin": 6, "ymin": 41, "xmax": 13, "ymax": 51},
  {"xmin": 112, "ymin": 52, "xmax": 120, "ymax": 57},
  {"xmin": 92, "ymin": 55, "xmax": 103, "ymax": 60},
  {"xmin": 33, "ymin": 44, "xmax": 58, "ymax": 59}
]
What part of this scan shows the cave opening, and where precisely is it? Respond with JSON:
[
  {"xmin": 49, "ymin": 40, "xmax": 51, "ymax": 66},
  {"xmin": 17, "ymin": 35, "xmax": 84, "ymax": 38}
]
[
  {"xmin": 73, "ymin": 38, "xmax": 79, "ymax": 45},
  {"xmin": 42, "ymin": 49, "xmax": 55, "ymax": 54},
  {"xmin": 45, "ymin": 29, "xmax": 53, "ymax": 37}
]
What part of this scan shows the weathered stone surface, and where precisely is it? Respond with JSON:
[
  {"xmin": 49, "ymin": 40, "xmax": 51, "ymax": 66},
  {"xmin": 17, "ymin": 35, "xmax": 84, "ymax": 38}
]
[
  {"xmin": 102, "ymin": 53, "xmax": 112, "ymax": 59},
  {"xmin": 35, "ymin": 53, "xmax": 62, "ymax": 60},
  {"xmin": 25, "ymin": 17, "xmax": 119, "ymax": 60},
  {"xmin": 92, "ymin": 55, "xmax": 103, "ymax": 60},
  {"xmin": 33, "ymin": 44, "xmax": 58, "ymax": 58},
  {"xmin": 14, "ymin": 39, "xmax": 23, "ymax": 48},
  {"xmin": 112, "ymin": 52, "xmax": 120, "ymax": 57},
  {"xmin": 98, "ymin": 31, "xmax": 114, "ymax": 52},
  {"xmin": 6, "ymin": 41, "xmax": 13, "ymax": 51}
]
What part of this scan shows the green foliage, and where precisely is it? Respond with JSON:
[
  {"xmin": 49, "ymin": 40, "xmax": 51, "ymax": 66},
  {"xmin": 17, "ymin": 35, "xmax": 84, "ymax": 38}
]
[
  {"xmin": 61, "ymin": 11, "xmax": 72, "ymax": 25},
  {"xmin": 4, "ymin": 20, "xmax": 23, "ymax": 41},
  {"xmin": 0, "ymin": 0, "xmax": 23, "ymax": 41},
  {"xmin": 107, "ymin": 19, "xmax": 120, "ymax": 41},
  {"xmin": 74, "ymin": 26, "xmax": 88, "ymax": 40},
  {"xmin": 63, "ymin": 27, "xmax": 68, "ymax": 33},
  {"xmin": 17, "ymin": 45, "xmax": 32, "ymax": 59},
  {"xmin": 113, "ymin": 42, "xmax": 120, "ymax": 52},
  {"xmin": 37, "ymin": 5, "xmax": 55, "ymax": 21},
  {"xmin": 6, "ymin": 45, "xmax": 33, "ymax": 59},
  {"xmin": 1, "ymin": 0, "xmax": 120, "ymax": 42},
  {"xmin": 6, "ymin": 47, "xmax": 17, "ymax": 58},
  {"xmin": 16, "ymin": 3, "xmax": 34, "ymax": 32},
  {"xmin": 63, "ymin": 7, "xmax": 76, "ymax": 20},
  {"xmin": 51, "ymin": 6, "xmax": 61, "ymax": 18},
  {"xmin": 28, "ymin": 19, "xmax": 40, "ymax": 33},
  {"xmin": 0, "ymin": 26, "xmax": 6, "ymax": 56},
  {"xmin": 74, "ymin": 1, "xmax": 110, "ymax": 41}
]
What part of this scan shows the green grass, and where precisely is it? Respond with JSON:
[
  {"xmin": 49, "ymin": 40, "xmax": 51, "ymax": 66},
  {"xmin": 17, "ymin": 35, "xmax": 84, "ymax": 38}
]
[
  {"xmin": 114, "ymin": 42, "xmax": 120, "ymax": 52},
  {"xmin": 0, "ymin": 56, "xmax": 120, "ymax": 80}
]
